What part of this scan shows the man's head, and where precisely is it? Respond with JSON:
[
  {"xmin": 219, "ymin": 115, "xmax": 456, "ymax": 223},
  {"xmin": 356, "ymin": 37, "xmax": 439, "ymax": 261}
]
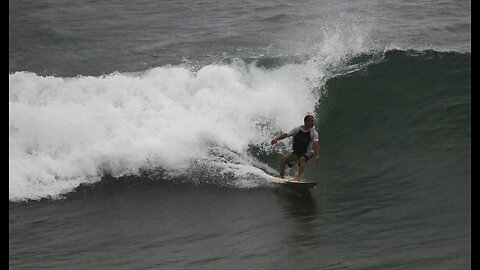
[{"xmin": 304, "ymin": 114, "xmax": 315, "ymax": 128}]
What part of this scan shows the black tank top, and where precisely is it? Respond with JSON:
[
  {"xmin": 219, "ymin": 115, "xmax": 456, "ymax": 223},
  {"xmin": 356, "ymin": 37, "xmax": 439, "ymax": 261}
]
[{"xmin": 293, "ymin": 129, "xmax": 311, "ymax": 157}]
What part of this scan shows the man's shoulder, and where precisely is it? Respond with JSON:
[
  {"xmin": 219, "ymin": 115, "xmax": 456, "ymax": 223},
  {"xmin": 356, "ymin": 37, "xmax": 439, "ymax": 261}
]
[{"xmin": 287, "ymin": 126, "xmax": 301, "ymax": 136}]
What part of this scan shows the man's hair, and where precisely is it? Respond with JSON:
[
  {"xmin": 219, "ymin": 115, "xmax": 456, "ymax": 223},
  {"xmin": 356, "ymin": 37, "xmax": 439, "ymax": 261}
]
[{"xmin": 304, "ymin": 114, "xmax": 315, "ymax": 123}]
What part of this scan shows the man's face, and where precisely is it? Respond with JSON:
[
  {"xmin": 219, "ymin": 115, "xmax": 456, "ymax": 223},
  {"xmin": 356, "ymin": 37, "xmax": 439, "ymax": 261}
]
[{"xmin": 305, "ymin": 117, "xmax": 315, "ymax": 128}]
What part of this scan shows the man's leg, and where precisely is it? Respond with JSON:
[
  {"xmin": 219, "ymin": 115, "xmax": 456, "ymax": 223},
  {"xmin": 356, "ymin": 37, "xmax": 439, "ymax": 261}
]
[
  {"xmin": 294, "ymin": 156, "xmax": 307, "ymax": 181},
  {"xmin": 279, "ymin": 156, "xmax": 287, "ymax": 178}
]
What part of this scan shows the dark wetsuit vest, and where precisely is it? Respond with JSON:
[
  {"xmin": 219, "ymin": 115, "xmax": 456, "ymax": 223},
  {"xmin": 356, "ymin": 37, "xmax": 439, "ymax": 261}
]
[{"xmin": 293, "ymin": 129, "xmax": 311, "ymax": 157}]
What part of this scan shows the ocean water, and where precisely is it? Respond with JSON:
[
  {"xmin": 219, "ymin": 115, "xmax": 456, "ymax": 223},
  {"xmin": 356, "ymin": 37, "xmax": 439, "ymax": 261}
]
[{"xmin": 9, "ymin": 0, "xmax": 470, "ymax": 269}]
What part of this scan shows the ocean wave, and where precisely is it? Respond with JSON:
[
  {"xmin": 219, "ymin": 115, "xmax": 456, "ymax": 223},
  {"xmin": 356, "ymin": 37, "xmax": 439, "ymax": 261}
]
[{"xmin": 9, "ymin": 47, "xmax": 470, "ymax": 201}]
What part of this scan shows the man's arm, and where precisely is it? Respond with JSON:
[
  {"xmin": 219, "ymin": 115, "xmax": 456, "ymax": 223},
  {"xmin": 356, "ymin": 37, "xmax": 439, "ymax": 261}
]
[
  {"xmin": 313, "ymin": 141, "xmax": 320, "ymax": 162},
  {"xmin": 271, "ymin": 133, "xmax": 288, "ymax": 145}
]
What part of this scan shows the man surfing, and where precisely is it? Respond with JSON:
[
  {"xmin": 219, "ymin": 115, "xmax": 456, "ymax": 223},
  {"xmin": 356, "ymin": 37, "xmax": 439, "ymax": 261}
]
[{"xmin": 270, "ymin": 114, "xmax": 320, "ymax": 181}]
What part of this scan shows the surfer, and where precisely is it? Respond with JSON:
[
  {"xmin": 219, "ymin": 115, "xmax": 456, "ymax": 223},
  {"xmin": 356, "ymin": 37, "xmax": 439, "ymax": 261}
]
[{"xmin": 270, "ymin": 114, "xmax": 320, "ymax": 181}]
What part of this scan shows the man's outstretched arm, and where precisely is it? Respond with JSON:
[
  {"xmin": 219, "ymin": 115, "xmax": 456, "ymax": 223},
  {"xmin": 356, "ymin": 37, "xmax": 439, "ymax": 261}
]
[{"xmin": 271, "ymin": 133, "xmax": 288, "ymax": 145}]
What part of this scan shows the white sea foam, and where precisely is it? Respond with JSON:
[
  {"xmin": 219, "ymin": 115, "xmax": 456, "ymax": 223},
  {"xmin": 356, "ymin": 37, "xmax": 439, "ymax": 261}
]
[{"xmin": 9, "ymin": 59, "xmax": 327, "ymax": 200}]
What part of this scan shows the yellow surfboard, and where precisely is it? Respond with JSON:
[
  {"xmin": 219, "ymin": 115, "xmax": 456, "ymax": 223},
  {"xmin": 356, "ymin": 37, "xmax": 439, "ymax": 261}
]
[{"xmin": 274, "ymin": 176, "xmax": 317, "ymax": 188}]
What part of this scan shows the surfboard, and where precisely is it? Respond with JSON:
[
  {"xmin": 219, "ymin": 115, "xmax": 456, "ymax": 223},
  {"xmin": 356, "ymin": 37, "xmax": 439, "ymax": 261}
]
[{"xmin": 274, "ymin": 176, "xmax": 317, "ymax": 188}]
